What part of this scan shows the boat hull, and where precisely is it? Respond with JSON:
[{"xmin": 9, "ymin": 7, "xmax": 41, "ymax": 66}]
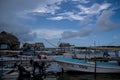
[
  {"xmin": 55, "ymin": 57, "xmax": 120, "ymax": 73},
  {"xmin": 58, "ymin": 61, "xmax": 120, "ymax": 73}
]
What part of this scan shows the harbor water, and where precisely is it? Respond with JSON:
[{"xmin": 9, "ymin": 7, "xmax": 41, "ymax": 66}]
[{"xmin": 1, "ymin": 62, "xmax": 120, "ymax": 80}]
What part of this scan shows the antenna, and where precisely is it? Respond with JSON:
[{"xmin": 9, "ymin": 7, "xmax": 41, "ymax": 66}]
[{"xmin": 94, "ymin": 40, "xmax": 96, "ymax": 46}]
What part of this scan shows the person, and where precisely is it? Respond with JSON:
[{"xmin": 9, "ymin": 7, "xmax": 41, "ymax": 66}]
[
  {"xmin": 38, "ymin": 55, "xmax": 41, "ymax": 59},
  {"xmin": 41, "ymin": 54, "xmax": 47, "ymax": 59},
  {"xmin": 18, "ymin": 64, "xmax": 30, "ymax": 75},
  {"xmin": 17, "ymin": 64, "xmax": 31, "ymax": 80},
  {"xmin": 30, "ymin": 58, "xmax": 34, "ymax": 65},
  {"xmin": 103, "ymin": 51, "xmax": 110, "ymax": 57},
  {"xmin": 103, "ymin": 51, "xmax": 110, "ymax": 62},
  {"xmin": 40, "ymin": 62, "xmax": 45, "ymax": 73},
  {"xmin": 14, "ymin": 62, "xmax": 18, "ymax": 68}
]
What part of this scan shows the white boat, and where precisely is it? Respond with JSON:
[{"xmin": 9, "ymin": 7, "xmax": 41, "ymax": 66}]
[
  {"xmin": 74, "ymin": 50, "xmax": 104, "ymax": 59},
  {"xmin": 63, "ymin": 48, "xmax": 104, "ymax": 59},
  {"xmin": 55, "ymin": 56, "xmax": 120, "ymax": 73}
]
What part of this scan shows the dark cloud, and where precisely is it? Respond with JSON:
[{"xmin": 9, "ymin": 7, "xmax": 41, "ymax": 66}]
[
  {"xmin": 0, "ymin": 23, "xmax": 37, "ymax": 42},
  {"xmin": 94, "ymin": 9, "xmax": 120, "ymax": 32},
  {"xmin": 0, "ymin": 0, "xmax": 43, "ymax": 42},
  {"xmin": 61, "ymin": 28, "xmax": 92, "ymax": 39},
  {"xmin": 61, "ymin": 31, "xmax": 78, "ymax": 39},
  {"xmin": 0, "ymin": 0, "xmax": 64, "ymax": 41},
  {"xmin": 0, "ymin": 0, "xmax": 43, "ymax": 22}
]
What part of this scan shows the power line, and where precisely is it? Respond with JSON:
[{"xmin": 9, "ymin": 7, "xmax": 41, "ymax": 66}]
[{"xmin": 43, "ymin": 38, "xmax": 58, "ymax": 48}]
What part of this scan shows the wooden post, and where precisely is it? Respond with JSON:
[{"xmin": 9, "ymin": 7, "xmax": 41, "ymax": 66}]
[
  {"xmin": 94, "ymin": 57, "xmax": 96, "ymax": 80},
  {"xmin": 61, "ymin": 68, "xmax": 64, "ymax": 75}
]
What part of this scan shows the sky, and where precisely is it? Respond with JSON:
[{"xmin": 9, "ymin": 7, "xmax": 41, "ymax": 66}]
[{"xmin": 0, "ymin": 0, "xmax": 120, "ymax": 47}]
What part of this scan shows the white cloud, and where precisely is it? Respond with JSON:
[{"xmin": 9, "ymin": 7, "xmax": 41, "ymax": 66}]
[
  {"xmin": 77, "ymin": 3, "xmax": 111, "ymax": 14},
  {"xmin": 32, "ymin": 4, "xmax": 60, "ymax": 15},
  {"xmin": 0, "ymin": 0, "xmax": 64, "ymax": 42},
  {"xmin": 48, "ymin": 3, "xmax": 111, "ymax": 21},
  {"xmin": 48, "ymin": 16, "xmax": 64, "ymax": 20},
  {"xmin": 0, "ymin": 0, "xmax": 111, "ymax": 23},
  {"xmin": 30, "ymin": 0, "xmax": 64, "ymax": 15},
  {"xmin": 60, "ymin": 7, "xmax": 120, "ymax": 39},
  {"xmin": 60, "ymin": 12, "xmax": 84, "ymax": 20},
  {"xmin": 46, "ymin": 0, "xmax": 64, "ymax": 5},
  {"xmin": 0, "ymin": 0, "xmax": 64, "ymax": 23},
  {"xmin": 48, "ymin": 12, "xmax": 84, "ymax": 21},
  {"xmin": 0, "ymin": 0, "xmax": 119, "ymax": 41},
  {"xmin": 72, "ymin": 0, "xmax": 89, "ymax": 3},
  {"xmin": 32, "ymin": 29, "xmax": 65, "ymax": 39}
]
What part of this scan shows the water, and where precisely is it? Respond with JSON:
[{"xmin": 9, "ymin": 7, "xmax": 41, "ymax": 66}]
[
  {"xmin": 1, "ymin": 62, "xmax": 120, "ymax": 80},
  {"xmin": 1, "ymin": 72, "xmax": 120, "ymax": 80},
  {"xmin": 58, "ymin": 73, "xmax": 120, "ymax": 80},
  {"xmin": 8, "ymin": 73, "xmax": 120, "ymax": 80},
  {"xmin": 1, "ymin": 54, "xmax": 120, "ymax": 80}
]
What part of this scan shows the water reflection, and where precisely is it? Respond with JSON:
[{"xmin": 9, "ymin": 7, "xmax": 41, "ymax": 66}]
[
  {"xmin": 19, "ymin": 73, "xmax": 120, "ymax": 80},
  {"xmin": 57, "ymin": 73, "xmax": 120, "ymax": 80}
]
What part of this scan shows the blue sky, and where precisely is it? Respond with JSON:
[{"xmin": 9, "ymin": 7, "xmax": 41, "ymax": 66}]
[{"xmin": 0, "ymin": 0, "xmax": 120, "ymax": 47}]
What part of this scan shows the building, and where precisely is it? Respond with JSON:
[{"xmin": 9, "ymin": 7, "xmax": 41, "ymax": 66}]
[
  {"xmin": 59, "ymin": 43, "xmax": 74, "ymax": 53},
  {"xmin": 0, "ymin": 31, "xmax": 20, "ymax": 50},
  {"xmin": 23, "ymin": 43, "xmax": 35, "ymax": 50},
  {"xmin": 59, "ymin": 43, "xmax": 71, "ymax": 47},
  {"xmin": 23, "ymin": 42, "xmax": 45, "ymax": 51},
  {"xmin": 35, "ymin": 43, "xmax": 45, "ymax": 51}
]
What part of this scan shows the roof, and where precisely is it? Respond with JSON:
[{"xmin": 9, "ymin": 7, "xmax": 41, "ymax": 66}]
[
  {"xmin": 35, "ymin": 42, "xmax": 45, "ymax": 47},
  {"xmin": 23, "ymin": 42, "xmax": 45, "ymax": 48},
  {"xmin": 59, "ymin": 43, "xmax": 71, "ymax": 47},
  {"xmin": 0, "ymin": 31, "xmax": 20, "ymax": 45}
]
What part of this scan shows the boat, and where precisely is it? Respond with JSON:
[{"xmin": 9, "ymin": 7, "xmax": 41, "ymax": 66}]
[
  {"xmin": 63, "ymin": 47, "xmax": 104, "ymax": 59},
  {"xmin": 55, "ymin": 56, "xmax": 120, "ymax": 73},
  {"xmin": 54, "ymin": 47, "xmax": 120, "ymax": 73}
]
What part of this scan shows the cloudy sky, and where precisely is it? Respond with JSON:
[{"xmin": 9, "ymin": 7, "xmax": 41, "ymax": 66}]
[{"xmin": 0, "ymin": 0, "xmax": 120, "ymax": 47}]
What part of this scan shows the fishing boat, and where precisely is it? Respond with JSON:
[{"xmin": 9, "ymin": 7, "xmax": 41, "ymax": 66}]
[
  {"xmin": 55, "ymin": 47, "xmax": 120, "ymax": 73},
  {"xmin": 63, "ymin": 47, "xmax": 104, "ymax": 59},
  {"xmin": 55, "ymin": 56, "xmax": 120, "ymax": 73}
]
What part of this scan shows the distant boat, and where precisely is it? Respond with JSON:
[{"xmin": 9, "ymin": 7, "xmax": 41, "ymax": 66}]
[
  {"xmin": 63, "ymin": 50, "xmax": 104, "ymax": 59},
  {"xmin": 55, "ymin": 56, "xmax": 120, "ymax": 73}
]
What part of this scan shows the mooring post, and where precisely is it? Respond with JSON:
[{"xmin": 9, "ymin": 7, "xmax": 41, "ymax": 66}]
[
  {"xmin": 61, "ymin": 68, "xmax": 64, "ymax": 75},
  {"xmin": 94, "ymin": 57, "xmax": 96, "ymax": 80}
]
